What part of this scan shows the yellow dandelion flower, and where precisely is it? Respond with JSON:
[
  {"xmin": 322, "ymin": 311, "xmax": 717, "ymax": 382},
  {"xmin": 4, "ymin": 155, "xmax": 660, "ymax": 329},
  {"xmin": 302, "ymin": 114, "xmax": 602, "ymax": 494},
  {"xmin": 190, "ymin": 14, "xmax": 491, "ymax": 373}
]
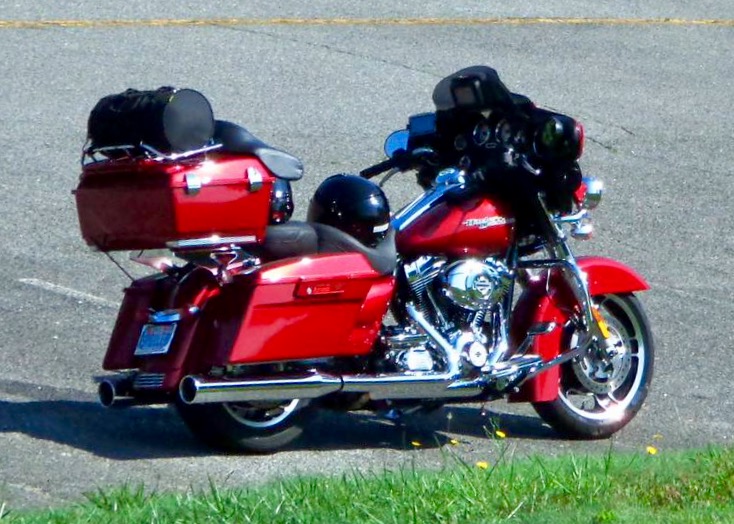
[
  {"xmin": 449, "ymin": 439, "xmax": 460, "ymax": 446},
  {"xmin": 476, "ymin": 461, "xmax": 489, "ymax": 470},
  {"xmin": 410, "ymin": 441, "xmax": 421, "ymax": 448},
  {"xmin": 495, "ymin": 430, "xmax": 507, "ymax": 439},
  {"xmin": 646, "ymin": 446, "xmax": 658, "ymax": 455}
]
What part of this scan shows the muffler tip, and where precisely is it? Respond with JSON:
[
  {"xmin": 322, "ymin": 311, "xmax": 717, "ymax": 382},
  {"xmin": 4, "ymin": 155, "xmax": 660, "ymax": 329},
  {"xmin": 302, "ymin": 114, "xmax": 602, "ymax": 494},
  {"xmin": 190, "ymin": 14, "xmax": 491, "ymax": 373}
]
[
  {"xmin": 98, "ymin": 380, "xmax": 116, "ymax": 408},
  {"xmin": 179, "ymin": 376, "xmax": 198, "ymax": 405}
]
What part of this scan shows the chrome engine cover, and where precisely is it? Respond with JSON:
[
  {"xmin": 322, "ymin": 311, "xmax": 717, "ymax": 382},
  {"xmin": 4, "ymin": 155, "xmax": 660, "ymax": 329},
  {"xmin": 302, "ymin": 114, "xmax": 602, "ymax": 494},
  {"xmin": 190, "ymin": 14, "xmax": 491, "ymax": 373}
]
[{"xmin": 439, "ymin": 259, "xmax": 512, "ymax": 310}]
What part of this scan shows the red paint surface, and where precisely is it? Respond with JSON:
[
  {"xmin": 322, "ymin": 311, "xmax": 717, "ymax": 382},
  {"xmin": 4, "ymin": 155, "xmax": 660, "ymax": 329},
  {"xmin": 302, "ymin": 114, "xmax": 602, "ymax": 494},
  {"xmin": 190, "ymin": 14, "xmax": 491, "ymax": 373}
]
[
  {"xmin": 397, "ymin": 195, "xmax": 514, "ymax": 257},
  {"xmin": 510, "ymin": 256, "xmax": 650, "ymax": 402},
  {"xmin": 75, "ymin": 153, "xmax": 273, "ymax": 251},
  {"xmin": 219, "ymin": 254, "xmax": 394, "ymax": 364},
  {"xmin": 103, "ymin": 269, "xmax": 220, "ymax": 391}
]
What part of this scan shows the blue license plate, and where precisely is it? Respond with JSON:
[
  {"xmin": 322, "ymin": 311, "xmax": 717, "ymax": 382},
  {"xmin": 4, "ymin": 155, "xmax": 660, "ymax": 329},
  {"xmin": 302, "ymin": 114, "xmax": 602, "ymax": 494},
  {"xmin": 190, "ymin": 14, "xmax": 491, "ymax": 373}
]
[{"xmin": 134, "ymin": 323, "xmax": 177, "ymax": 356}]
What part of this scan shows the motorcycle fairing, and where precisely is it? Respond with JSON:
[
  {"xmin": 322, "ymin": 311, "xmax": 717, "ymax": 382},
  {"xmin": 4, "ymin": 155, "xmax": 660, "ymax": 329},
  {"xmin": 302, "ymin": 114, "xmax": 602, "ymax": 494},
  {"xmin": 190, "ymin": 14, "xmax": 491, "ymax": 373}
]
[{"xmin": 509, "ymin": 256, "xmax": 649, "ymax": 403}]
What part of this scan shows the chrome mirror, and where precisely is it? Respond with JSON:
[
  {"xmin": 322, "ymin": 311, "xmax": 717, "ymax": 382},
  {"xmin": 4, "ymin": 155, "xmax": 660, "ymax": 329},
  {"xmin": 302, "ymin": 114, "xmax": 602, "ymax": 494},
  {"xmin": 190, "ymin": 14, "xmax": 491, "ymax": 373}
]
[{"xmin": 384, "ymin": 130, "xmax": 409, "ymax": 158}]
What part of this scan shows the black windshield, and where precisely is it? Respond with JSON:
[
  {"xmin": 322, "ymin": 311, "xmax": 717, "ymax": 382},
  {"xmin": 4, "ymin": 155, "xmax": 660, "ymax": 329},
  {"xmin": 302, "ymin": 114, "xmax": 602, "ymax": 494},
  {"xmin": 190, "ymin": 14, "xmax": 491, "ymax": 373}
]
[{"xmin": 432, "ymin": 65, "xmax": 516, "ymax": 112}]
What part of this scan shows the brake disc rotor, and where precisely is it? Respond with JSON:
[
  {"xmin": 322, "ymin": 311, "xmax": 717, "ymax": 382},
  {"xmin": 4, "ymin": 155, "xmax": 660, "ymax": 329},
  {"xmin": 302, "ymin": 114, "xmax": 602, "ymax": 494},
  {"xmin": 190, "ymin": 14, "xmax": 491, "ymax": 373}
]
[{"xmin": 571, "ymin": 317, "xmax": 632, "ymax": 395}]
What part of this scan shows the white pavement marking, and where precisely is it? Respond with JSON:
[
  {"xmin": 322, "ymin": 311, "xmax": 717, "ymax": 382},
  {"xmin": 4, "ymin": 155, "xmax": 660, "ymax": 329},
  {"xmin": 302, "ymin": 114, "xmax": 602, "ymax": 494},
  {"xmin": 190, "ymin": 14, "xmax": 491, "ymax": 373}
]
[{"xmin": 18, "ymin": 278, "xmax": 119, "ymax": 308}]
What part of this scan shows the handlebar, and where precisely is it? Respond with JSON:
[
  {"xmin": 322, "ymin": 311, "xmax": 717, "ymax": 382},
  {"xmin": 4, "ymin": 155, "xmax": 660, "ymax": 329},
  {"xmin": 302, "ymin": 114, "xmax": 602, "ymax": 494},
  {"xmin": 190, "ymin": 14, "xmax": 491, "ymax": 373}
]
[
  {"xmin": 359, "ymin": 156, "xmax": 401, "ymax": 179},
  {"xmin": 360, "ymin": 147, "xmax": 439, "ymax": 179}
]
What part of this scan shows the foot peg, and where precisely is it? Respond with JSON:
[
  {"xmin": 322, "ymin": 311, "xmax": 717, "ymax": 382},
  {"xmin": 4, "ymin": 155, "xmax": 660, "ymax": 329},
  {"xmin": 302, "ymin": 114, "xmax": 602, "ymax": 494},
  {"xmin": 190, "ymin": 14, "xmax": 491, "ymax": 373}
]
[
  {"xmin": 516, "ymin": 322, "xmax": 557, "ymax": 355},
  {"xmin": 488, "ymin": 354, "xmax": 544, "ymax": 392}
]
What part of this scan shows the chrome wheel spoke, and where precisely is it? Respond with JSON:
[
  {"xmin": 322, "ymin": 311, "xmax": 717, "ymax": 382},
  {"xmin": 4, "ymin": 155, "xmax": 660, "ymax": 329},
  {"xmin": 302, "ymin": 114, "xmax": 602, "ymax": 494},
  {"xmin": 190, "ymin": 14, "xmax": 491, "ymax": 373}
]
[
  {"xmin": 556, "ymin": 294, "xmax": 651, "ymax": 423},
  {"xmin": 596, "ymin": 392, "xmax": 622, "ymax": 412}
]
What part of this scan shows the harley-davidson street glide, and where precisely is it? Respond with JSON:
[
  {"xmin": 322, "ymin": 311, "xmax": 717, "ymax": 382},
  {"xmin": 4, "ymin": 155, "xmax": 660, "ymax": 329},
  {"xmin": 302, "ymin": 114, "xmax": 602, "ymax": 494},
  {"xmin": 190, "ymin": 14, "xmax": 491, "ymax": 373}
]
[{"xmin": 74, "ymin": 66, "xmax": 653, "ymax": 452}]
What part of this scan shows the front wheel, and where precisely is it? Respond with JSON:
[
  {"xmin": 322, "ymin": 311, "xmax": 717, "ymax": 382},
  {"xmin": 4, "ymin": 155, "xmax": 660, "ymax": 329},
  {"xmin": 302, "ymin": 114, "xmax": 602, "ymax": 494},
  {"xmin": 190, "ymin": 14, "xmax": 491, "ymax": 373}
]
[
  {"xmin": 533, "ymin": 293, "xmax": 654, "ymax": 439},
  {"xmin": 176, "ymin": 398, "xmax": 312, "ymax": 453}
]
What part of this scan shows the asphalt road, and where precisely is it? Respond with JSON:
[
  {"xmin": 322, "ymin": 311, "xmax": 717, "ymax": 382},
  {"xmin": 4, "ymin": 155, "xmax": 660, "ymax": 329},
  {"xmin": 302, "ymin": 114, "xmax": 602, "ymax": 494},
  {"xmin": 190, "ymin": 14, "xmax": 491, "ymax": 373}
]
[{"xmin": 0, "ymin": 3, "xmax": 733, "ymax": 510}]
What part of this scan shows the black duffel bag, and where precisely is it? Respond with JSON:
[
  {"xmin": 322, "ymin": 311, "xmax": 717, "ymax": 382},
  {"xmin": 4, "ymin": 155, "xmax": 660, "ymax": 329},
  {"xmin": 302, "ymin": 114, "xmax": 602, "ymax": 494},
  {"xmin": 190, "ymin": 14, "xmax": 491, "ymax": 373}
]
[{"xmin": 87, "ymin": 87, "xmax": 215, "ymax": 154}]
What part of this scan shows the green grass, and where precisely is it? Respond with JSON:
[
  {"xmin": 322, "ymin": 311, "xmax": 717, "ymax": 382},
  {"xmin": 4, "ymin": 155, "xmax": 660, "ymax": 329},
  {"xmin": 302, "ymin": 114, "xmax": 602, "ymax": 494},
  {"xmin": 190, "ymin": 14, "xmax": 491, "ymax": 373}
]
[{"xmin": 3, "ymin": 446, "xmax": 733, "ymax": 523}]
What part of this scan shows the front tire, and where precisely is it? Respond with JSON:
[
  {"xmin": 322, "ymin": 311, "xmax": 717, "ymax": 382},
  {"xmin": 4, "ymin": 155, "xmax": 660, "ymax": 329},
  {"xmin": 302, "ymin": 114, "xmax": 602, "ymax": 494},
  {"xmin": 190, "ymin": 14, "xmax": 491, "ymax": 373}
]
[
  {"xmin": 533, "ymin": 293, "xmax": 654, "ymax": 439},
  {"xmin": 176, "ymin": 399, "xmax": 312, "ymax": 453}
]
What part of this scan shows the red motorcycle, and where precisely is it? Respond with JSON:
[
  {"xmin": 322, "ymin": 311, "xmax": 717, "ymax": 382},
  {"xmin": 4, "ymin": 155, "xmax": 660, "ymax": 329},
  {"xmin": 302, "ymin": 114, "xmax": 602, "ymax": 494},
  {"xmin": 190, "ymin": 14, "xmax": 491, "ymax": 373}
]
[{"xmin": 74, "ymin": 66, "xmax": 653, "ymax": 452}]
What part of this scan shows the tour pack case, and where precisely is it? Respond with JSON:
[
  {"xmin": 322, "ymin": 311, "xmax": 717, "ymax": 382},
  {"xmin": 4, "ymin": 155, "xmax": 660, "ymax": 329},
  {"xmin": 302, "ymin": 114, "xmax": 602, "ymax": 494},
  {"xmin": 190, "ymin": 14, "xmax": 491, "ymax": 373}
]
[
  {"xmin": 75, "ymin": 87, "xmax": 275, "ymax": 251},
  {"xmin": 74, "ymin": 154, "xmax": 275, "ymax": 251}
]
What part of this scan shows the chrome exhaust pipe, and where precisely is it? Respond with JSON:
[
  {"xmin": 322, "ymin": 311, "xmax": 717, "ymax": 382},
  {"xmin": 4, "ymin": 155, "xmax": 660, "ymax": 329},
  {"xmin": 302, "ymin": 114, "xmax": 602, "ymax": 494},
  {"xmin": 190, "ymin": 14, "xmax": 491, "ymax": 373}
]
[
  {"xmin": 180, "ymin": 368, "xmax": 486, "ymax": 405},
  {"xmin": 179, "ymin": 303, "xmax": 489, "ymax": 405},
  {"xmin": 340, "ymin": 372, "xmax": 484, "ymax": 399},
  {"xmin": 98, "ymin": 379, "xmax": 121, "ymax": 408},
  {"xmin": 98, "ymin": 377, "xmax": 140, "ymax": 408},
  {"xmin": 179, "ymin": 372, "xmax": 343, "ymax": 405},
  {"xmin": 342, "ymin": 302, "xmax": 484, "ymax": 400},
  {"xmin": 99, "ymin": 376, "xmax": 169, "ymax": 408}
]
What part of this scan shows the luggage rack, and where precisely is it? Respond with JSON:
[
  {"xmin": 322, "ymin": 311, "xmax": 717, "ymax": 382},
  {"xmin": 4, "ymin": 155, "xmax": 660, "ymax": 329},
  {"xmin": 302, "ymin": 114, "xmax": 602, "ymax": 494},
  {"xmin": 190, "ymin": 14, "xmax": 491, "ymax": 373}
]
[{"xmin": 81, "ymin": 142, "xmax": 223, "ymax": 166}]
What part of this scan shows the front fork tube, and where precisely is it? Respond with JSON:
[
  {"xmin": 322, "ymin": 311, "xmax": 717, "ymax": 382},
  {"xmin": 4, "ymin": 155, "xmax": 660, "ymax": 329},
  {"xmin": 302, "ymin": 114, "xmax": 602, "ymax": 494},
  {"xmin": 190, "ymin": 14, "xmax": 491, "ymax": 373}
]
[{"xmin": 519, "ymin": 198, "xmax": 612, "ymax": 352}]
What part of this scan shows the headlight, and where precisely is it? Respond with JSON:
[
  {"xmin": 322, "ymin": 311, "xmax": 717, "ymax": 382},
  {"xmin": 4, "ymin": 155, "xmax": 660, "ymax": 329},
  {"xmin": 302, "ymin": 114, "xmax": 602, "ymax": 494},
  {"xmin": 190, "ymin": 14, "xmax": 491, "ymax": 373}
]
[{"xmin": 582, "ymin": 176, "xmax": 603, "ymax": 210}]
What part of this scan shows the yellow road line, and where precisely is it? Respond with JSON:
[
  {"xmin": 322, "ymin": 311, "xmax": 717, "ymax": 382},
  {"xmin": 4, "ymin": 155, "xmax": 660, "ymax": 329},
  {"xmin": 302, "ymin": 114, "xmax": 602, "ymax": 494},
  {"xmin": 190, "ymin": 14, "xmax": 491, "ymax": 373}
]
[{"xmin": 0, "ymin": 17, "xmax": 732, "ymax": 30}]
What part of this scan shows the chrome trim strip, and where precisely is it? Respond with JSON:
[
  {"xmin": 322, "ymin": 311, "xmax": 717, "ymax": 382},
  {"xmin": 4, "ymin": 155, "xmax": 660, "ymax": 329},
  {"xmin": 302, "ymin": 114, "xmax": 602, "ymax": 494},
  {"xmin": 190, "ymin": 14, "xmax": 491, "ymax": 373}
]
[
  {"xmin": 133, "ymin": 373, "xmax": 166, "ymax": 390},
  {"xmin": 393, "ymin": 180, "xmax": 465, "ymax": 232},
  {"xmin": 140, "ymin": 142, "xmax": 222, "ymax": 160},
  {"xmin": 166, "ymin": 235, "xmax": 258, "ymax": 249}
]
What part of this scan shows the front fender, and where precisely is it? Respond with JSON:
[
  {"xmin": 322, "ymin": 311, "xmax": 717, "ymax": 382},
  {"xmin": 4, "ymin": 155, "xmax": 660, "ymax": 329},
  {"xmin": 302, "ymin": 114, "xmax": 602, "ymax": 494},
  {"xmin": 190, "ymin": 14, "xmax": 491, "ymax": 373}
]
[{"xmin": 509, "ymin": 256, "xmax": 649, "ymax": 403}]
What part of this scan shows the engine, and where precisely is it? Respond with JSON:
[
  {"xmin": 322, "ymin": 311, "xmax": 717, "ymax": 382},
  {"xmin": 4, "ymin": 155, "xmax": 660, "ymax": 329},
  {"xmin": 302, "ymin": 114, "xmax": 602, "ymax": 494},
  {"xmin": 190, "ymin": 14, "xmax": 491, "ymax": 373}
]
[{"xmin": 385, "ymin": 256, "xmax": 514, "ymax": 373}]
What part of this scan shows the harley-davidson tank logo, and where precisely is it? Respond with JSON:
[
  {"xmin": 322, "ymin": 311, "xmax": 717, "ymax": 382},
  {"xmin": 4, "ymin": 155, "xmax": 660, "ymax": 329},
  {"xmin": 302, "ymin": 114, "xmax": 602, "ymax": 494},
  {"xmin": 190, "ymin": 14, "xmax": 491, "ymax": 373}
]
[{"xmin": 462, "ymin": 217, "xmax": 514, "ymax": 229}]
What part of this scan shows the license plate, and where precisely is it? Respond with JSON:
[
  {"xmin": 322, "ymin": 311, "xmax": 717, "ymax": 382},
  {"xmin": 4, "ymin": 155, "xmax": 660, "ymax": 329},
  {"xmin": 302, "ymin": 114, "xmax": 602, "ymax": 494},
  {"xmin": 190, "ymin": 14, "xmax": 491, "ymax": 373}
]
[{"xmin": 134, "ymin": 323, "xmax": 177, "ymax": 356}]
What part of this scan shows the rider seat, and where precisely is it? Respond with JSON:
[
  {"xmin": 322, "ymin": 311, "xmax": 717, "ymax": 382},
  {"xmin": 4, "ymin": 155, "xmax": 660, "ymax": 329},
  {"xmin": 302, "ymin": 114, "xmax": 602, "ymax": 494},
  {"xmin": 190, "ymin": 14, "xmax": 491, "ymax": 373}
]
[{"xmin": 262, "ymin": 222, "xmax": 396, "ymax": 276}]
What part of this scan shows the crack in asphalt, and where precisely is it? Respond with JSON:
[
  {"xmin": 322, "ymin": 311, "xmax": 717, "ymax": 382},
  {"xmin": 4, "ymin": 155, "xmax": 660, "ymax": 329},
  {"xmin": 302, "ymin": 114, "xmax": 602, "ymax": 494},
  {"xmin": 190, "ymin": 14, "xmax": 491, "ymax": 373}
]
[{"xmin": 216, "ymin": 24, "xmax": 440, "ymax": 78}]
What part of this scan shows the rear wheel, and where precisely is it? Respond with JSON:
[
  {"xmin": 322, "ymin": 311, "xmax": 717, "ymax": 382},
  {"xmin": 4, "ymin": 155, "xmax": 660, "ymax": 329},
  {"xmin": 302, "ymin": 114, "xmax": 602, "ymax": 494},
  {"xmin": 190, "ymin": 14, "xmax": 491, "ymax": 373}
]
[
  {"xmin": 533, "ymin": 293, "xmax": 654, "ymax": 439},
  {"xmin": 176, "ymin": 398, "xmax": 312, "ymax": 453}
]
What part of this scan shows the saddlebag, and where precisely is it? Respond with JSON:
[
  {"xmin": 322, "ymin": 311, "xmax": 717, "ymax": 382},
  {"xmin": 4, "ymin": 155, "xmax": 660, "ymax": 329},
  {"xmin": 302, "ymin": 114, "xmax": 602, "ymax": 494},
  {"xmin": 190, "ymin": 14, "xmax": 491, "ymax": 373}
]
[{"xmin": 87, "ymin": 87, "xmax": 215, "ymax": 154}]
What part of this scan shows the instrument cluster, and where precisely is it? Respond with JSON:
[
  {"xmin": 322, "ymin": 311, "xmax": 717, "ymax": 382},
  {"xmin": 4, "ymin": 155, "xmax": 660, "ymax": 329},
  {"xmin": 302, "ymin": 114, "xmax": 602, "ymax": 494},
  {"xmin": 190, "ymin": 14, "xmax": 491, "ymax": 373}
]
[{"xmin": 448, "ymin": 112, "xmax": 531, "ymax": 170}]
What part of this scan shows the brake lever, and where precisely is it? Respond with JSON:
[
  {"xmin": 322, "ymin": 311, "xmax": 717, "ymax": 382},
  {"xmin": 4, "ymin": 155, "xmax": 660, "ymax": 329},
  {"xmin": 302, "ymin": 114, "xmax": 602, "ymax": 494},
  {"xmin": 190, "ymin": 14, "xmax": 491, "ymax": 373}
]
[
  {"xmin": 378, "ymin": 168, "xmax": 401, "ymax": 188},
  {"xmin": 503, "ymin": 146, "xmax": 541, "ymax": 176},
  {"xmin": 520, "ymin": 155, "xmax": 541, "ymax": 176}
]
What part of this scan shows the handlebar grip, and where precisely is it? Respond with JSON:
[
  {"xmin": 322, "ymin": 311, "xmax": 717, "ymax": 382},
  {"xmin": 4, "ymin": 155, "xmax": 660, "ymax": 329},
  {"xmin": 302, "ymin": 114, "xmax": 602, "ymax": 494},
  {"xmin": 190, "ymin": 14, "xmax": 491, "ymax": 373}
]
[{"xmin": 359, "ymin": 157, "xmax": 400, "ymax": 179}]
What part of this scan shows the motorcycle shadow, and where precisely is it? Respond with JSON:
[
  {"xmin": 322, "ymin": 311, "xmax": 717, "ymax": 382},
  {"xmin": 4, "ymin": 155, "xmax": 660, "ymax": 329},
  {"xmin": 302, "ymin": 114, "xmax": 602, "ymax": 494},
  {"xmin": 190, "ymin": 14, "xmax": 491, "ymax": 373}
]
[
  {"xmin": 300, "ymin": 405, "xmax": 558, "ymax": 451},
  {"xmin": 0, "ymin": 399, "xmax": 204, "ymax": 460},
  {"xmin": 0, "ymin": 399, "xmax": 558, "ymax": 460}
]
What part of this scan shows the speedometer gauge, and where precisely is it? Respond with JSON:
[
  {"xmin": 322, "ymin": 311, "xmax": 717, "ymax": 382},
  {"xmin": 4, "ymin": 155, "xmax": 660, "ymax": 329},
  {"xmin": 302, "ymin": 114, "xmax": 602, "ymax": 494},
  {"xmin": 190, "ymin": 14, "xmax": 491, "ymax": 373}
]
[
  {"xmin": 472, "ymin": 123, "xmax": 491, "ymax": 145},
  {"xmin": 496, "ymin": 119, "xmax": 513, "ymax": 145}
]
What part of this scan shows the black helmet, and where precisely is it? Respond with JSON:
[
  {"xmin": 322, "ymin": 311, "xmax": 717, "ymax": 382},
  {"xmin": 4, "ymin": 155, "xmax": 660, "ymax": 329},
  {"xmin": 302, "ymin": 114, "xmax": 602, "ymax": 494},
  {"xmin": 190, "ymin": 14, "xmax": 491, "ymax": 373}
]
[{"xmin": 307, "ymin": 174, "xmax": 391, "ymax": 247}]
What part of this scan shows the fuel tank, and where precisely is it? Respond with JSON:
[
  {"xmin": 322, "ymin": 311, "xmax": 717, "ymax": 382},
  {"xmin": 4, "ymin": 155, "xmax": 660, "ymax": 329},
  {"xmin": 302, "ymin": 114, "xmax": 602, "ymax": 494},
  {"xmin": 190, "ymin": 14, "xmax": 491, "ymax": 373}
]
[{"xmin": 395, "ymin": 195, "xmax": 515, "ymax": 258}]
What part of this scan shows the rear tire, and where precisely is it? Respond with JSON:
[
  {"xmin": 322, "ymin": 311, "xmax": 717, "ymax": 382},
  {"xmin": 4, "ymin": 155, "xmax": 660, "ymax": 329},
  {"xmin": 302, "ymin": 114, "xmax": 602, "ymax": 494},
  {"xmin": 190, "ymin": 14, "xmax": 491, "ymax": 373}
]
[
  {"xmin": 533, "ymin": 293, "xmax": 654, "ymax": 439},
  {"xmin": 176, "ymin": 398, "xmax": 312, "ymax": 453}
]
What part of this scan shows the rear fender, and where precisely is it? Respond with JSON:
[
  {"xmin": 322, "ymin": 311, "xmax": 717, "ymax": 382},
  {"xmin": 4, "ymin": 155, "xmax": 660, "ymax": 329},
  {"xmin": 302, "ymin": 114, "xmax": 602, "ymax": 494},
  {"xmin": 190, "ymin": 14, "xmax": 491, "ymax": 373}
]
[
  {"xmin": 509, "ymin": 256, "xmax": 649, "ymax": 403},
  {"xmin": 103, "ymin": 268, "xmax": 219, "ymax": 391}
]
